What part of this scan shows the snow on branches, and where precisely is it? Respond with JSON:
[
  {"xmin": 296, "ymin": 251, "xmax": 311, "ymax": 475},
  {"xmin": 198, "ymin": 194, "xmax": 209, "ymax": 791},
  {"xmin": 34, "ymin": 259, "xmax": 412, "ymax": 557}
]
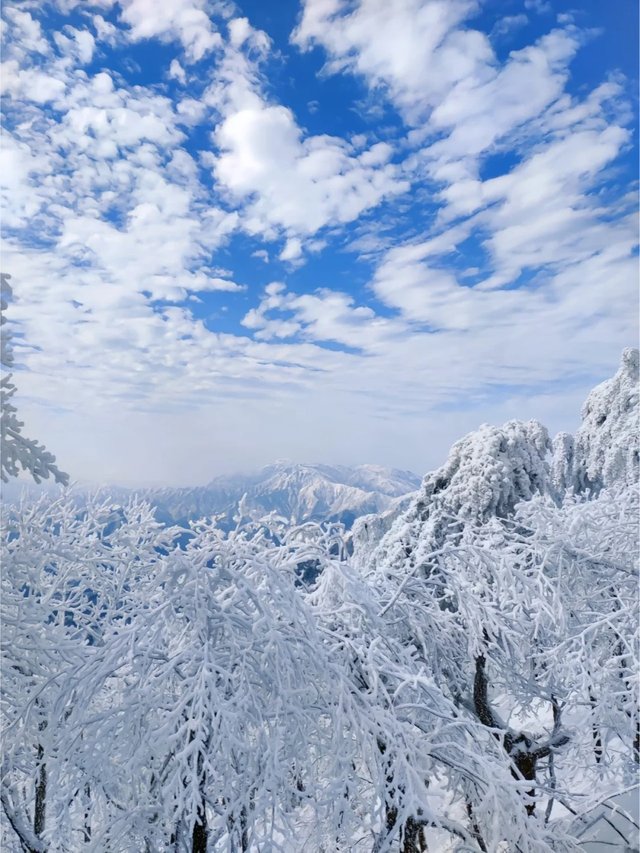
[
  {"xmin": 573, "ymin": 348, "xmax": 639, "ymax": 492},
  {"xmin": 1, "ymin": 274, "xmax": 68, "ymax": 485},
  {"xmin": 2, "ymin": 351, "xmax": 637, "ymax": 852},
  {"xmin": 366, "ymin": 419, "xmax": 551, "ymax": 584}
]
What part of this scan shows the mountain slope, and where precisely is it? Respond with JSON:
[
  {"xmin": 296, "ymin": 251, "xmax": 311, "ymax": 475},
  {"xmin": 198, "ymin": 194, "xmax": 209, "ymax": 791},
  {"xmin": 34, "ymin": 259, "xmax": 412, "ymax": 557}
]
[
  {"xmin": 139, "ymin": 461, "xmax": 420, "ymax": 528},
  {"xmin": 353, "ymin": 349, "xmax": 639, "ymax": 571}
]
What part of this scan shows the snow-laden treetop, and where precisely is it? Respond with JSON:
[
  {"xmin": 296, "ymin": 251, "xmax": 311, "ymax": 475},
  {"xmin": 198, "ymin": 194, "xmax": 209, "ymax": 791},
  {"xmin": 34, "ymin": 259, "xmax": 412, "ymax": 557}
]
[
  {"xmin": 415, "ymin": 419, "xmax": 550, "ymax": 524},
  {"xmin": 361, "ymin": 350, "xmax": 638, "ymax": 575},
  {"xmin": 574, "ymin": 346, "xmax": 639, "ymax": 491},
  {"xmin": 369, "ymin": 419, "xmax": 551, "ymax": 577}
]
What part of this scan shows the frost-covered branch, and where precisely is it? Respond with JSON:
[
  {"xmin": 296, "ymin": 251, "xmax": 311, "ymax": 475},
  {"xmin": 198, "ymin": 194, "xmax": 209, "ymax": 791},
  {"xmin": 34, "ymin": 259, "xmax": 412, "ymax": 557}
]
[{"xmin": 1, "ymin": 274, "xmax": 68, "ymax": 486}]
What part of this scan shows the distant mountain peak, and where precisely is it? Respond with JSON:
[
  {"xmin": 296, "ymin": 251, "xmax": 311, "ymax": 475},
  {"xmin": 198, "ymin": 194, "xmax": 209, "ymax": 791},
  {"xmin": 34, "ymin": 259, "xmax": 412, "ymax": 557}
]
[{"xmin": 144, "ymin": 462, "xmax": 420, "ymax": 529}]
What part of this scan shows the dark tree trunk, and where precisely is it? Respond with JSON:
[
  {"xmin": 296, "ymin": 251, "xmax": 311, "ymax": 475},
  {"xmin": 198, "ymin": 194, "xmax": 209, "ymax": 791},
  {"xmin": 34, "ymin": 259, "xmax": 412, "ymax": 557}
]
[
  {"xmin": 34, "ymin": 742, "xmax": 46, "ymax": 838},
  {"xmin": 226, "ymin": 805, "xmax": 251, "ymax": 853},
  {"xmin": 505, "ymin": 737, "xmax": 538, "ymax": 816},
  {"xmin": 192, "ymin": 806, "xmax": 207, "ymax": 853},
  {"xmin": 474, "ymin": 654, "xmax": 543, "ymax": 816},
  {"xmin": 239, "ymin": 804, "xmax": 249, "ymax": 853},
  {"xmin": 588, "ymin": 690, "xmax": 603, "ymax": 764},
  {"xmin": 377, "ymin": 738, "xmax": 400, "ymax": 843},
  {"xmin": 402, "ymin": 817, "xmax": 427, "ymax": 853},
  {"xmin": 188, "ymin": 725, "xmax": 209, "ymax": 853},
  {"xmin": 472, "ymin": 655, "xmax": 495, "ymax": 730},
  {"xmin": 170, "ymin": 820, "xmax": 181, "ymax": 850},
  {"xmin": 376, "ymin": 739, "xmax": 427, "ymax": 852},
  {"xmin": 466, "ymin": 800, "xmax": 487, "ymax": 852},
  {"xmin": 83, "ymin": 783, "xmax": 91, "ymax": 843},
  {"xmin": 1, "ymin": 787, "xmax": 46, "ymax": 853}
]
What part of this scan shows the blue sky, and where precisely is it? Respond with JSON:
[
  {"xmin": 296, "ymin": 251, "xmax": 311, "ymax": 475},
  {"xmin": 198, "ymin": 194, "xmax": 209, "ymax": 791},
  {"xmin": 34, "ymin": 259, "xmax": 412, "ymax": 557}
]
[{"xmin": 1, "ymin": 0, "xmax": 638, "ymax": 485}]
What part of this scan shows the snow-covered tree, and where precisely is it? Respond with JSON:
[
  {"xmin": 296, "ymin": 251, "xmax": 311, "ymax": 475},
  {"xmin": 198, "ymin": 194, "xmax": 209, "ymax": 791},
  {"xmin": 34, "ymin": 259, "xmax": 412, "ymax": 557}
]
[
  {"xmin": 3, "ymin": 349, "xmax": 637, "ymax": 852},
  {"xmin": 366, "ymin": 418, "xmax": 551, "ymax": 582},
  {"xmin": 515, "ymin": 486, "xmax": 639, "ymax": 772},
  {"xmin": 1, "ymin": 274, "xmax": 67, "ymax": 485},
  {"xmin": 1, "ymin": 494, "xmax": 175, "ymax": 851},
  {"xmin": 360, "ymin": 390, "xmax": 638, "ymax": 848},
  {"xmin": 572, "ymin": 347, "xmax": 639, "ymax": 492},
  {"xmin": 551, "ymin": 431, "xmax": 575, "ymax": 496},
  {"xmin": 306, "ymin": 544, "xmax": 577, "ymax": 853},
  {"xmin": 3, "ymin": 495, "xmax": 586, "ymax": 853}
]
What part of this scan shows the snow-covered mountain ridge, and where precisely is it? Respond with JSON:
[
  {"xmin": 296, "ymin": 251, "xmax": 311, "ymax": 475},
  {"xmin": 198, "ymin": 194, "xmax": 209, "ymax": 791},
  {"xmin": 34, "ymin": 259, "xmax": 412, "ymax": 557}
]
[
  {"xmin": 352, "ymin": 348, "xmax": 639, "ymax": 569},
  {"xmin": 1, "ymin": 460, "xmax": 420, "ymax": 529},
  {"xmin": 134, "ymin": 461, "xmax": 420, "ymax": 528}
]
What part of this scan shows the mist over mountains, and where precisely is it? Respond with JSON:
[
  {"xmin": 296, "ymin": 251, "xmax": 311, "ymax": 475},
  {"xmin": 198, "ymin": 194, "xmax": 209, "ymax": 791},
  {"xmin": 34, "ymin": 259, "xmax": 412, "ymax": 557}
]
[
  {"xmin": 2, "ymin": 461, "xmax": 421, "ymax": 531},
  {"xmin": 127, "ymin": 462, "xmax": 421, "ymax": 529}
]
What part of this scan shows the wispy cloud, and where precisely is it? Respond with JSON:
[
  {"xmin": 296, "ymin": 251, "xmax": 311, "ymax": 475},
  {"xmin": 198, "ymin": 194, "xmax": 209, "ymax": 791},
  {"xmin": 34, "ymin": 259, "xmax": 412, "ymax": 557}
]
[{"xmin": 0, "ymin": 0, "xmax": 636, "ymax": 483}]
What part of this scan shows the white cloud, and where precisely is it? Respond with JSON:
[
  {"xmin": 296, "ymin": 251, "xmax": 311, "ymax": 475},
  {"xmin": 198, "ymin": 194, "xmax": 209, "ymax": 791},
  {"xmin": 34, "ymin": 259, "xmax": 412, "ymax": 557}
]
[
  {"xmin": 92, "ymin": 14, "xmax": 119, "ymax": 45},
  {"xmin": 0, "ymin": 133, "xmax": 53, "ymax": 228},
  {"xmin": 13, "ymin": 0, "xmax": 222, "ymax": 61},
  {"xmin": 117, "ymin": 0, "xmax": 222, "ymax": 61},
  {"xmin": 368, "ymin": 109, "xmax": 636, "ymax": 337},
  {"xmin": 228, "ymin": 16, "xmax": 254, "ymax": 49},
  {"xmin": 291, "ymin": 0, "xmax": 603, "ymax": 235},
  {"xmin": 425, "ymin": 28, "xmax": 581, "ymax": 161},
  {"xmin": 242, "ymin": 281, "xmax": 404, "ymax": 350},
  {"xmin": 53, "ymin": 27, "xmax": 96, "ymax": 64},
  {"xmin": 202, "ymin": 30, "xmax": 408, "ymax": 252},
  {"xmin": 0, "ymin": 10, "xmax": 249, "ymax": 433},
  {"xmin": 478, "ymin": 126, "xmax": 632, "ymax": 285},
  {"xmin": 279, "ymin": 237, "xmax": 303, "ymax": 262},
  {"xmin": 293, "ymin": 0, "xmax": 490, "ymax": 124},
  {"xmin": 2, "ymin": 7, "xmax": 50, "ymax": 57},
  {"xmin": 491, "ymin": 14, "xmax": 529, "ymax": 39},
  {"xmin": 202, "ymin": 277, "xmax": 245, "ymax": 292},
  {"xmin": 214, "ymin": 103, "xmax": 407, "ymax": 239},
  {"xmin": 1, "ymin": 59, "xmax": 67, "ymax": 103},
  {"xmin": 525, "ymin": 0, "xmax": 552, "ymax": 14},
  {"xmin": 169, "ymin": 58, "xmax": 187, "ymax": 84},
  {"xmin": 0, "ymin": 0, "xmax": 636, "ymax": 486}
]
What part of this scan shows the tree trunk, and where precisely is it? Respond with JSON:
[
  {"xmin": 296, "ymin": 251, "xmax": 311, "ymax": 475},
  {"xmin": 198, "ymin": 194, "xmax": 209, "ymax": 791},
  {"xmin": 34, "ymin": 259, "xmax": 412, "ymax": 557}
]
[
  {"xmin": 375, "ymin": 739, "xmax": 427, "ymax": 853},
  {"xmin": 465, "ymin": 800, "xmax": 487, "ymax": 852},
  {"xmin": 505, "ymin": 737, "xmax": 538, "ymax": 816},
  {"xmin": 34, "ymin": 742, "xmax": 46, "ymax": 838},
  {"xmin": 588, "ymin": 690, "xmax": 603, "ymax": 764},
  {"xmin": 192, "ymin": 806, "xmax": 207, "ymax": 853},
  {"xmin": 376, "ymin": 738, "xmax": 400, "ymax": 845},
  {"xmin": 402, "ymin": 817, "xmax": 427, "ymax": 853},
  {"xmin": 189, "ymin": 726, "xmax": 208, "ymax": 853},
  {"xmin": 83, "ymin": 783, "xmax": 91, "ymax": 843},
  {"xmin": 474, "ymin": 655, "xmax": 540, "ymax": 815}
]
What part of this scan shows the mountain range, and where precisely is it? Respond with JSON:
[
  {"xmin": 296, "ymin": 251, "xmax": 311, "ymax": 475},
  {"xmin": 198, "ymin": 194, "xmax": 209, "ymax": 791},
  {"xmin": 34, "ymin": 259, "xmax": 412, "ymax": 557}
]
[
  {"xmin": 2, "ymin": 461, "xmax": 420, "ymax": 530},
  {"xmin": 135, "ymin": 461, "xmax": 420, "ymax": 529}
]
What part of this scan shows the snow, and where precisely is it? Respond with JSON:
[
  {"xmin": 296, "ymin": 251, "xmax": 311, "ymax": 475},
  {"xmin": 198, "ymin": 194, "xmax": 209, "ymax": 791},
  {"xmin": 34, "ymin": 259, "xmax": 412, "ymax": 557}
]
[
  {"xmin": 571, "ymin": 790, "xmax": 639, "ymax": 852},
  {"xmin": 119, "ymin": 461, "xmax": 420, "ymax": 528},
  {"xmin": 2, "ymin": 350, "xmax": 638, "ymax": 852},
  {"xmin": 361, "ymin": 419, "xmax": 551, "ymax": 578},
  {"xmin": 573, "ymin": 347, "xmax": 639, "ymax": 492},
  {"xmin": 1, "ymin": 274, "xmax": 68, "ymax": 486}
]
